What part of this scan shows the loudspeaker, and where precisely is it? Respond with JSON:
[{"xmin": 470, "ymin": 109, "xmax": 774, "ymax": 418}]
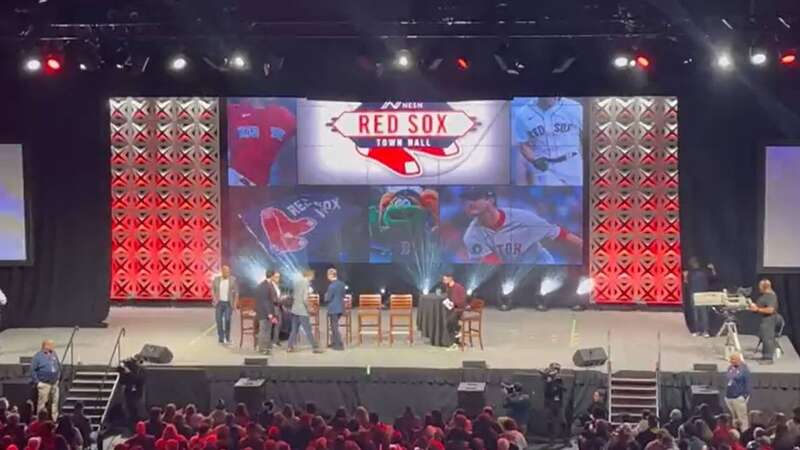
[
  {"xmin": 572, "ymin": 347, "xmax": 607, "ymax": 367},
  {"xmin": 244, "ymin": 358, "xmax": 269, "ymax": 366},
  {"xmin": 138, "ymin": 344, "xmax": 173, "ymax": 364},
  {"xmin": 1, "ymin": 379, "xmax": 35, "ymax": 407},
  {"xmin": 234, "ymin": 378, "xmax": 266, "ymax": 415},
  {"xmin": 693, "ymin": 363, "xmax": 718, "ymax": 372},
  {"xmin": 462, "ymin": 360, "xmax": 487, "ymax": 369},
  {"xmin": 457, "ymin": 382, "xmax": 486, "ymax": 418},
  {"xmin": 690, "ymin": 385, "xmax": 722, "ymax": 415}
]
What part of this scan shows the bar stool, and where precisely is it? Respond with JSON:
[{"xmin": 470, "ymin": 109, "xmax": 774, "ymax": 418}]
[
  {"xmin": 388, "ymin": 294, "xmax": 414, "ymax": 346},
  {"xmin": 307, "ymin": 294, "xmax": 321, "ymax": 342},
  {"xmin": 237, "ymin": 297, "xmax": 258, "ymax": 349},
  {"xmin": 357, "ymin": 294, "xmax": 383, "ymax": 345},
  {"xmin": 459, "ymin": 298, "xmax": 485, "ymax": 350}
]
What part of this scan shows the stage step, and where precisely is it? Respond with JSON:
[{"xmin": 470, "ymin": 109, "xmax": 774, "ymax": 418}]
[
  {"xmin": 63, "ymin": 371, "xmax": 120, "ymax": 432},
  {"xmin": 609, "ymin": 373, "xmax": 658, "ymax": 425}
]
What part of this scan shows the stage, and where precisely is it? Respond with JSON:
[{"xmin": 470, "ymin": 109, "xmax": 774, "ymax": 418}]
[{"xmin": 1, "ymin": 306, "xmax": 797, "ymax": 373}]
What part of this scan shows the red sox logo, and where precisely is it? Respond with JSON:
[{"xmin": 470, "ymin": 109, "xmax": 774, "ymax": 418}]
[
  {"xmin": 328, "ymin": 102, "xmax": 479, "ymax": 177},
  {"xmin": 260, "ymin": 207, "xmax": 317, "ymax": 253}
]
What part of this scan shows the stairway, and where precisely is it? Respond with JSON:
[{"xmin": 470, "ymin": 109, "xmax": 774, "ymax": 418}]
[
  {"xmin": 61, "ymin": 371, "xmax": 120, "ymax": 431},
  {"xmin": 609, "ymin": 372, "xmax": 658, "ymax": 424}
]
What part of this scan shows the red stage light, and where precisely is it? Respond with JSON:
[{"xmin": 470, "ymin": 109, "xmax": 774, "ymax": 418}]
[
  {"xmin": 44, "ymin": 55, "xmax": 62, "ymax": 72},
  {"xmin": 635, "ymin": 55, "xmax": 651, "ymax": 68},
  {"xmin": 780, "ymin": 52, "xmax": 797, "ymax": 65},
  {"xmin": 456, "ymin": 57, "xmax": 470, "ymax": 71}
]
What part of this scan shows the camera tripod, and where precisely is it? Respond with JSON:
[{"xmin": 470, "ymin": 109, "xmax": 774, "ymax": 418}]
[{"xmin": 716, "ymin": 310, "xmax": 742, "ymax": 360}]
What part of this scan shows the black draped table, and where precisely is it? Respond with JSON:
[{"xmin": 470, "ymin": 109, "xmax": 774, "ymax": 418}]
[{"xmin": 417, "ymin": 294, "xmax": 455, "ymax": 347}]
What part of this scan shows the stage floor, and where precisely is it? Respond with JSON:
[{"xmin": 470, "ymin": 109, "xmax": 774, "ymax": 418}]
[{"xmin": 1, "ymin": 306, "xmax": 797, "ymax": 373}]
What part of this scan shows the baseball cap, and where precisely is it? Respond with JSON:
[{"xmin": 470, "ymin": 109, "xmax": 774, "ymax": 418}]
[{"xmin": 459, "ymin": 187, "xmax": 495, "ymax": 201}]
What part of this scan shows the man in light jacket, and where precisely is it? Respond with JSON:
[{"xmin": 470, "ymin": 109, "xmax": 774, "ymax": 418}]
[
  {"xmin": 287, "ymin": 270, "xmax": 322, "ymax": 353},
  {"xmin": 211, "ymin": 265, "xmax": 239, "ymax": 345}
]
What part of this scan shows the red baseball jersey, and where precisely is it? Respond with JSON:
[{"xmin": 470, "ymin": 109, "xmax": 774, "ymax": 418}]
[{"xmin": 228, "ymin": 101, "xmax": 297, "ymax": 185}]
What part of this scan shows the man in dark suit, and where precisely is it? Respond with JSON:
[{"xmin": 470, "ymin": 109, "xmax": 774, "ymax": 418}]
[
  {"xmin": 256, "ymin": 270, "xmax": 280, "ymax": 355},
  {"xmin": 325, "ymin": 268, "xmax": 346, "ymax": 350}
]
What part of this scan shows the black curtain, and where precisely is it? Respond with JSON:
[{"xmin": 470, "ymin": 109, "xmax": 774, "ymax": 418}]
[{"xmin": 0, "ymin": 76, "xmax": 110, "ymax": 327}]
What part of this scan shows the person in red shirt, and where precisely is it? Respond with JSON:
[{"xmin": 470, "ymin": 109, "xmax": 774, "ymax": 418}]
[
  {"xmin": 712, "ymin": 414, "xmax": 734, "ymax": 449},
  {"xmin": 442, "ymin": 274, "xmax": 466, "ymax": 351}
]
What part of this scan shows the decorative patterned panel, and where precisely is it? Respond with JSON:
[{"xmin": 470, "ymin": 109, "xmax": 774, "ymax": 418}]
[
  {"xmin": 589, "ymin": 97, "xmax": 682, "ymax": 305},
  {"xmin": 110, "ymin": 98, "xmax": 221, "ymax": 300}
]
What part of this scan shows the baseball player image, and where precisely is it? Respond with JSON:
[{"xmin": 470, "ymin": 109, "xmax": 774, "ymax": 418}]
[
  {"xmin": 512, "ymin": 97, "xmax": 584, "ymax": 186},
  {"xmin": 228, "ymin": 98, "xmax": 298, "ymax": 186},
  {"xmin": 459, "ymin": 188, "xmax": 582, "ymax": 264}
]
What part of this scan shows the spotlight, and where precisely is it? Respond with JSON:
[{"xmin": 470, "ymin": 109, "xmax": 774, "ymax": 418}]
[
  {"xmin": 493, "ymin": 43, "xmax": 524, "ymax": 75},
  {"xmin": 466, "ymin": 288, "xmax": 473, "ymax": 296},
  {"xmin": 749, "ymin": 48, "xmax": 768, "ymax": 66},
  {"xmin": 576, "ymin": 277, "xmax": 595, "ymax": 296},
  {"xmin": 380, "ymin": 287, "xmax": 386, "ymax": 295},
  {"xmin": 634, "ymin": 55, "xmax": 651, "ymax": 68},
  {"xmin": 45, "ymin": 55, "xmax": 62, "ymax": 72},
  {"xmin": 169, "ymin": 54, "xmax": 188, "ymax": 72},
  {"xmin": 395, "ymin": 49, "xmax": 412, "ymax": 69},
  {"xmin": 715, "ymin": 52, "xmax": 733, "ymax": 69},
  {"xmin": 456, "ymin": 56, "xmax": 470, "ymax": 71},
  {"xmin": 23, "ymin": 57, "xmax": 42, "ymax": 73},
  {"xmin": 422, "ymin": 287, "xmax": 430, "ymax": 295},
  {"xmin": 613, "ymin": 55, "xmax": 630, "ymax": 69},
  {"xmin": 539, "ymin": 277, "xmax": 562, "ymax": 296},
  {"xmin": 780, "ymin": 50, "xmax": 797, "ymax": 66},
  {"xmin": 501, "ymin": 280, "xmax": 515, "ymax": 296},
  {"xmin": 228, "ymin": 52, "xmax": 248, "ymax": 70}
]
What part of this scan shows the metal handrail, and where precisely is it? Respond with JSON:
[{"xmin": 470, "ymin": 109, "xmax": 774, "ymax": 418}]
[
  {"xmin": 607, "ymin": 329, "xmax": 612, "ymax": 421},
  {"xmin": 96, "ymin": 327, "xmax": 126, "ymax": 425},
  {"xmin": 63, "ymin": 326, "xmax": 79, "ymax": 368},
  {"xmin": 656, "ymin": 331, "xmax": 662, "ymax": 419}
]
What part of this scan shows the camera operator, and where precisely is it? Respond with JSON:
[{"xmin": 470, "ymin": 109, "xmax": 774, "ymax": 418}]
[
  {"xmin": 502, "ymin": 383, "xmax": 531, "ymax": 434},
  {"xmin": 543, "ymin": 362, "xmax": 567, "ymax": 443},
  {"xmin": 118, "ymin": 355, "xmax": 145, "ymax": 424}
]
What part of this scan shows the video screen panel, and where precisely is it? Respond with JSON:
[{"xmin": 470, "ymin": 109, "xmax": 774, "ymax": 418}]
[
  {"xmin": 0, "ymin": 144, "xmax": 28, "ymax": 263},
  {"xmin": 511, "ymin": 97, "xmax": 585, "ymax": 186},
  {"xmin": 368, "ymin": 186, "xmax": 440, "ymax": 263},
  {"xmin": 762, "ymin": 145, "xmax": 800, "ymax": 270},
  {"xmin": 439, "ymin": 186, "xmax": 582, "ymax": 264},
  {"xmin": 230, "ymin": 187, "xmax": 369, "ymax": 266},
  {"xmin": 227, "ymin": 97, "xmax": 298, "ymax": 186},
  {"xmin": 297, "ymin": 100, "xmax": 510, "ymax": 185}
]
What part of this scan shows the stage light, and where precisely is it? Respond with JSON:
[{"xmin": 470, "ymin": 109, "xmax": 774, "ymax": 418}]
[
  {"xmin": 380, "ymin": 287, "xmax": 386, "ymax": 295},
  {"xmin": 169, "ymin": 54, "xmax": 188, "ymax": 72},
  {"xmin": 456, "ymin": 57, "xmax": 470, "ymax": 71},
  {"xmin": 576, "ymin": 277, "xmax": 595, "ymax": 296},
  {"xmin": 493, "ymin": 42, "xmax": 525, "ymax": 75},
  {"xmin": 780, "ymin": 51, "xmax": 797, "ymax": 65},
  {"xmin": 467, "ymin": 288, "xmax": 473, "ymax": 296},
  {"xmin": 540, "ymin": 276, "xmax": 563, "ymax": 296},
  {"xmin": 613, "ymin": 55, "xmax": 630, "ymax": 69},
  {"xmin": 23, "ymin": 57, "xmax": 42, "ymax": 73},
  {"xmin": 749, "ymin": 49, "xmax": 768, "ymax": 66},
  {"xmin": 635, "ymin": 55, "xmax": 651, "ymax": 68},
  {"xmin": 715, "ymin": 52, "xmax": 733, "ymax": 70},
  {"xmin": 395, "ymin": 49, "xmax": 412, "ymax": 70},
  {"xmin": 45, "ymin": 55, "xmax": 62, "ymax": 72},
  {"xmin": 228, "ymin": 52, "xmax": 248, "ymax": 70},
  {"xmin": 501, "ymin": 280, "xmax": 515, "ymax": 296}
]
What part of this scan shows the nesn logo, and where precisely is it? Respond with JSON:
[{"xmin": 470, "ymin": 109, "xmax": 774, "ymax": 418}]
[{"xmin": 237, "ymin": 126, "xmax": 259, "ymax": 139}]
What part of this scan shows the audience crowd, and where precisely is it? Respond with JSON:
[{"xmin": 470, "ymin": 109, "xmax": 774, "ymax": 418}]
[{"xmin": 1, "ymin": 395, "xmax": 799, "ymax": 450}]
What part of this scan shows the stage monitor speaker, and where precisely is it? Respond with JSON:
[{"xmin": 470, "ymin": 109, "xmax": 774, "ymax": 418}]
[
  {"xmin": 18, "ymin": 356, "xmax": 32, "ymax": 365},
  {"xmin": 1, "ymin": 378, "xmax": 35, "ymax": 407},
  {"xmin": 690, "ymin": 385, "xmax": 722, "ymax": 415},
  {"xmin": 244, "ymin": 358, "xmax": 269, "ymax": 366},
  {"xmin": 693, "ymin": 363, "xmax": 718, "ymax": 372},
  {"xmin": 138, "ymin": 344, "xmax": 173, "ymax": 364},
  {"xmin": 234, "ymin": 378, "xmax": 266, "ymax": 415},
  {"xmin": 145, "ymin": 367, "xmax": 209, "ymax": 411},
  {"xmin": 457, "ymin": 382, "xmax": 486, "ymax": 418},
  {"xmin": 572, "ymin": 347, "xmax": 607, "ymax": 367},
  {"xmin": 462, "ymin": 360, "xmax": 487, "ymax": 369}
]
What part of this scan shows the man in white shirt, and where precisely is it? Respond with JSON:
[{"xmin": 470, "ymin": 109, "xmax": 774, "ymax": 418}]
[
  {"xmin": 0, "ymin": 288, "xmax": 6, "ymax": 331},
  {"xmin": 211, "ymin": 265, "xmax": 239, "ymax": 345}
]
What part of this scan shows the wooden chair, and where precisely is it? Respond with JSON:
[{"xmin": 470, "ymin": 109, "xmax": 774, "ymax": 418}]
[
  {"xmin": 237, "ymin": 297, "xmax": 258, "ymax": 349},
  {"xmin": 327, "ymin": 294, "xmax": 353, "ymax": 346},
  {"xmin": 388, "ymin": 294, "xmax": 414, "ymax": 346},
  {"xmin": 307, "ymin": 294, "xmax": 321, "ymax": 342},
  {"xmin": 459, "ymin": 298, "xmax": 485, "ymax": 350},
  {"xmin": 356, "ymin": 294, "xmax": 383, "ymax": 345}
]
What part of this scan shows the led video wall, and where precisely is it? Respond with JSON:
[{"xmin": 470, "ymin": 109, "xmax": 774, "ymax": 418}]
[{"xmin": 228, "ymin": 97, "xmax": 586, "ymax": 281}]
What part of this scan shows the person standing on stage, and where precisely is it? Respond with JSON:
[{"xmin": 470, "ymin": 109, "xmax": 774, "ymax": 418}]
[
  {"xmin": 0, "ymin": 287, "xmax": 7, "ymax": 332},
  {"xmin": 255, "ymin": 270, "xmax": 280, "ymax": 355},
  {"xmin": 749, "ymin": 279, "xmax": 779, "ymax": 363},
  {"xmin": 683, "ymin": 257, "xmax": 717, "ymax": 337},
  {"xmin": 211, "ymin": 265, "xmax": 239, "ymax": 345},
  {"xmin": 288, "ymin": 270, "xmax": 322, "ymax": 353},
  {"xmin": 324, "ymin": 268, "xmax": 346, "ymax": 351},
  {"xmin": 724, "ymin": 352, "xmax": 751, "ymax": 429},
  {"xmin": 442, "ymin": 273, "xmax": 466, "ymax": 351},
  {"xmin": 32, "ymin": 339, "xmax": 61, "ymax": 419}
]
